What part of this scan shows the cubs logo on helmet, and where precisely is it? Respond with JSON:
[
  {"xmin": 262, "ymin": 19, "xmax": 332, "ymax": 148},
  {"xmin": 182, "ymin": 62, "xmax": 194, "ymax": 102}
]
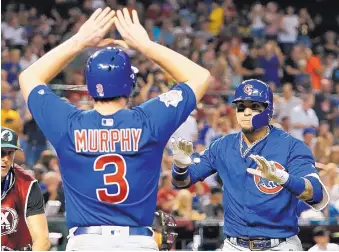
[
  {"xmin": 1, "ymin": 207, "xmax": 19, "ymax": 236},
  {"xmin": 243, "ymin": 84, "xmax": 253, "ymax": 96},
  {"xmin": 253, "ymin": 162, "xmax": 285, "ymax": 194}
]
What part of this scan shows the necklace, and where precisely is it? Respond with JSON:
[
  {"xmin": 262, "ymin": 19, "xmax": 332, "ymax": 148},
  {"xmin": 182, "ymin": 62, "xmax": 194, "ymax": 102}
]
[{"xmin": 239, "ymin": 126, "xmax": 270, "ymax": 158}]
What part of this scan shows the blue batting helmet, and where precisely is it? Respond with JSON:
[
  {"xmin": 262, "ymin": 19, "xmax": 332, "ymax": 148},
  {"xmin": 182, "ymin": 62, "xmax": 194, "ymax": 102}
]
[
  {"xmin": 85, "ymin": 47, "xmax": 138, "ymax": 98},
  {"xmin": 232, "ymin": 79, "xmax": 273, "ymax": 130}
]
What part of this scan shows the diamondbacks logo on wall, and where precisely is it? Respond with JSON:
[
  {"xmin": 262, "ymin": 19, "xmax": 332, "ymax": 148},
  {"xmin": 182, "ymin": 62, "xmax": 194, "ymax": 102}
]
[
  {"xmin": 1, "ymin": 207, "xmax": 19, "ymax": 236},
  {"xmin": 1, "ymin": 130, "xmax": 13, "ymax": 142},
  {"xmin": 159, "ymin": 90, "xmax": 183, "ymax": 108},
  {"xmin": 253, "ymin": 162, "xmax": 285, "ymax": 194},
  {"xmin": 243, "ymin": 84, "xmax": 253, "ymax": 95}
]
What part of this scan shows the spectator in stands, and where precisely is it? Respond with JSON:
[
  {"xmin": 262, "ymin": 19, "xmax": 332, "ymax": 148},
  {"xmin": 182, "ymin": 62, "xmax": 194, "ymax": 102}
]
[
  {"xmin": 313, "ymin": 121, "xmax": 334, "ymax": 163},
  {"xmin": 19, "ymin": 46, "xmax": 38, "ymax": 70},
  {"xmin": 303, "ymin": 127, "xmax": 316, "ymax": 150},
  {"xmin": 295, "ymin": 59, "xmax": 312, "ymax": 92},
  {"xmin": 281, "ymin": 116, "xmax": 291, "ymax": 133},
  {"xmin": 283, "ymin": 45, "xmax": 303, "ymax": 90},
  {"xmin": 1, "ymin": 49, "xmax": 22, "ymax": 89},
  {"xmin": 157, "ymin": 172, "xmax": 177, "ymax": 213},
  {"xmin": 276, "ymin": 83, "xmax": 302, "ymax": 122},
  {"xmin": 2, "ymin": 14, "xmax": 27, "ymax": 48},
  {"xmin": 241, "ymin": 45, "xmax": 265, "ymax": 81},
  {"xmin": 278, "ymin": 6, "xmax": 299, "ymax": 54},
  {"xmin": 306, "ymin": 46, "xmax": 324, "ymax": 91},
  {"xmin": 22, "ymin": 109, "xmax": 47, "ymax": 167},
  {"xmin": 297, "ymin": 8, "xmax": 314, "ymax": 48},
  {"xmin": 42, "ymin": 171, "xmax": 65, "ymax": 214},
  {"xmin": 172, "ymin": 189, "xmax": 206, "ymax": 221},
  {"xmin": 308, "ymin": 227, "xmax": 339, "ymax": 251},
  {"xmin": 208, "ymin": 2, "xmax": 224, "ymax": 36},
  {"xmin": 1, "ymin": 97, "xmax": 22, "ymax": 134},
  {"xmin": 204, "ymin": 187, "xmax": 223, "ymax": 218},
  {"xmin": 258, "ymin": 41, "xmax": 284, "ymax": 89},
  {"xmin": 290, "ymin": 93, "xmax": 319, "ymax": 140}
]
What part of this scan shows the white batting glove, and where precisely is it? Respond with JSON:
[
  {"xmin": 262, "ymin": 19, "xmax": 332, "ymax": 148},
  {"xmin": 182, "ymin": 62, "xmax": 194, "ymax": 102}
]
[
  {"xmin": 247, "ymin": 154, "xmax": 289, "ymax": 185},
  {"xmin": 170, "ymin": 137, "xmax": 195, "ymax": 168}
]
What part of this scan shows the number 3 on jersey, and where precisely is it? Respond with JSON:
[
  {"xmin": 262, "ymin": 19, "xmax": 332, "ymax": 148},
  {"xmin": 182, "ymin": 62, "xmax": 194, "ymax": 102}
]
[{"xmin": 94, "ymin": 154, "xmax": 129, "ymax": 204}]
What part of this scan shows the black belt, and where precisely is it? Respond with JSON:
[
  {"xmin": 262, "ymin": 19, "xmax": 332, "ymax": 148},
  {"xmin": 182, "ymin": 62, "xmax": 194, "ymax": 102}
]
[
  {"xmin": 74, "ymin": 226, "xmax": 153, "ymax": 236},
  {"xmin": 226, "ymin": 236, "xmax": 286, "ymax": 250}
]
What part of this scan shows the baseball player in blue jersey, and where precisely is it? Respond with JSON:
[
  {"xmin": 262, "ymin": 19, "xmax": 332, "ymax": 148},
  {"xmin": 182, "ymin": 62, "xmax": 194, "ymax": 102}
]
[
  {"xmin": 171, "ymin": 79, "xmax": 330, "ymax": 251},
  {"xmin": 18, "ymin": 8, "xmax": 210, "ymax": 251}
]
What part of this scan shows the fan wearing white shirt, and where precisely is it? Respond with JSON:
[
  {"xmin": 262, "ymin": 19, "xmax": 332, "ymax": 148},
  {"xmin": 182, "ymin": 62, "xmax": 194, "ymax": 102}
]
[
  {"xmin": 308, "ymin": 227, "xmax": 339, "ymax": 251},
  {"xmin": 290, "ymin": 93, "xmax": 319, "ymax": 140}
]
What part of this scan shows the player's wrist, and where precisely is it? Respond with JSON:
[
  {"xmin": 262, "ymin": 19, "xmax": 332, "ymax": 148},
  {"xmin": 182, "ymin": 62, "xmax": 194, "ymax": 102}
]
[
  {"xmin": 274, "ymin": 169, "xmax": 289, "ymax": 185},
  {"xmin": 282, "ymin": 174, "xmax": 306, "ymax": 196},
  {"xmin": 172, "ymin": 165, "xmax": 189, "ymax": 181},
  {"xmin": 137, "ymin": 40, "xmax": 154, "ymax": 55},
  {"xmin": 70, "ymin": 34, "xmax": 89, "ymax": 52}
]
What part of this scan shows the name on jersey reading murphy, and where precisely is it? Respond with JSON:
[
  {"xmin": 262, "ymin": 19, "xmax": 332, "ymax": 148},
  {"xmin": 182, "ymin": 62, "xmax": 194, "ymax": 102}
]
[{"xmin": 74, "ymin": 129, "xmax": 142, "ymax": 152}]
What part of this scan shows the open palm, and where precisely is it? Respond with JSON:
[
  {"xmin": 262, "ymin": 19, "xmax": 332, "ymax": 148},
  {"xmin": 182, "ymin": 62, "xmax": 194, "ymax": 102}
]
[
  {"xmin": 75, "ymin": 7, "xmax": 116, "ymax": 49},
  {"xmin": 113, "ymin": 8, "xmax": 152, "ymax": 51}
]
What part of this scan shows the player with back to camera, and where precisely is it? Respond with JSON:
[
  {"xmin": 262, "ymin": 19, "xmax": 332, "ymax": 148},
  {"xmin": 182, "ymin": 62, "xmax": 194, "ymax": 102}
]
[
  {"xmin": 18, "ymin": 8, "xmax": 210, "ymax": 251},
  {"xmin": 171, "ymin": 79, "xmax": 329, "ymax": 251}
]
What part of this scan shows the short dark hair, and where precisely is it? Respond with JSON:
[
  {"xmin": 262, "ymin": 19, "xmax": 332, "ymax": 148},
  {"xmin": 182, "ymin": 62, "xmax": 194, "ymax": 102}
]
[
  {"xmin": 313, "ymin": 227, "xmax": 330, "ymax": 237},
  {"xmin": 93, "ymin": 96, "xmax": 128, "ymax": 103},
  {"xmin": 211, "ymin": 187, "xmax": 222, "ymax": 195}
]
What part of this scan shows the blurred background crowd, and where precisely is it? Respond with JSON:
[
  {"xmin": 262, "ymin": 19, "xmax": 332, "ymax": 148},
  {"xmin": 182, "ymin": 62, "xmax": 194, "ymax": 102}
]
[{"xmin": 1, "ymin": 0, "xmax": 339, "ymax": 250}]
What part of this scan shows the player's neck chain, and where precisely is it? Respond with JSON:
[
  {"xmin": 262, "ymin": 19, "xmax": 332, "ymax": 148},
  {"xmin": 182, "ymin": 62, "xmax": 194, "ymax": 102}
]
[{"xmin": 239, "ymin": 126, "xmax": 270, "ymax": 158}]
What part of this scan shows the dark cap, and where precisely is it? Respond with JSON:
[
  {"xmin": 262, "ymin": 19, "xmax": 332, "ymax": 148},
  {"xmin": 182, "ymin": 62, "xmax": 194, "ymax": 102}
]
[
  {"xmin": 303, "ymin": 127, "xmax": 316, "ymax": 136},
  {"xmin": 211, "ymin": 187, "xmax": 222, "ymax": 195},
  {"xmin": 1, "ymin": 127, "xmax": 22, "ymax": 150},
  {"xmin": 313, "ymin": 227, "xmax": 330, "ymax": 237}
]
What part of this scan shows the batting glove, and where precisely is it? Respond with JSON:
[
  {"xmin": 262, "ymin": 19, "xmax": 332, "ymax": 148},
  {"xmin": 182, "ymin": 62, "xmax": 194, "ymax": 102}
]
[
  {"xmin": 170, "ymin": 137, "xmax": 198, "ymax": 168},
  {"xmin": 247, "ymin": 154, "xmax": 289, "ymax": 185}
]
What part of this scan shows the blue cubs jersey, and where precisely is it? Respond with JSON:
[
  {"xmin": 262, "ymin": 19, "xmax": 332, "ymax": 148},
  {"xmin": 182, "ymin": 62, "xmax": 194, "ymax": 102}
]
[
  {"xmin": 28, "ymin": 83, "xmax": 196, "ymax": 228},
  {"xmin": 188, "ymin": 126, "xmax": 317, "ymax": 238}
]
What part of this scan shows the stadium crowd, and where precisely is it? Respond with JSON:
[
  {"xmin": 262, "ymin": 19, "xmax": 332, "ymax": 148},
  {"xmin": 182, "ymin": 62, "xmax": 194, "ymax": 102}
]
[{"xmin": 1, "ymin": 0, "xmax": 339, "ymax": 250}]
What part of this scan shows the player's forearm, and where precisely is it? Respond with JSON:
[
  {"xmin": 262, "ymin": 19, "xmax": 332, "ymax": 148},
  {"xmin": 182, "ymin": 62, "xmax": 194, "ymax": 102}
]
[
  {"xmin": 139, "ymin": 41, "xmax": 210, "ymax": 102},
  {"xmin": 296, "ymin": 178, "xmax": 313, "ymax": 201},
  {"xmin": 32, "ymin": 238, "xmax": 51, "ymax": 251},
  {"xmin": 19, "ymin": 36, "xmax": 83, "ymax": 100}
]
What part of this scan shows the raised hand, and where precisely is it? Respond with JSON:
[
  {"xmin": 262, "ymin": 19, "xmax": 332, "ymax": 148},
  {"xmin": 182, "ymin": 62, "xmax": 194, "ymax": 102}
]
[
  {"xmin": 74, "ymin": 7, "xmax": 116, "ymax": 50},
  {"xmin": 247, "ymin": 154, "xmax": 289, "ymax": 185},
  {"xmin": 170, "ymin": 137, "xmax": 194, "ymax": 168},
  {"xmin": 113, "ymin": 8, "xmax": 152, "ymax": 51}
]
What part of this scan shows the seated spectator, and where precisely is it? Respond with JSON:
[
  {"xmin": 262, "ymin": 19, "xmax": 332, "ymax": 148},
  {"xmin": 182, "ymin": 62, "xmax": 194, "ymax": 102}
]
[
  {"xmin": 204, "ymin": 187, "xmax": 223, "ymax": 218},
  {"xmin": 306, "ymin": 46, "xmax": 324, "ymax": 91},
  {"xmin": 1, "ymin": 49, "xmax": 22, "ymax": 89},
  {"xmin": 295, "ymin": 59, "xmax": 312, "ymax": 92},
  {"xmin": 303, "ymin": 127, "xmax": 316, "ymax": 150},
  {"xmin": 281, "ymin": 116, "xmax": 291, "ymax": 133},
  {"xmin": 42, "ymin": 171, "xmax": 65, "ymax": 214},
  {"xmin": 1, "ymin": 97, "xmax": 22, "ymax": 133},
  {"xmin": 241, "ymin": 45, "xmax": 265, "ymax": 81},
  {"xmin": 277, "ymin": 83, "xmax": 302, "ymax": 123},
  {"xmin": 157, "ymin": 172, "xmax": 177, "ymax": 213},
  {"xmin": 189, "ymin": 181, "xmax": 210, "ymax": 213},
  {"xmin": 290, "ymin": 93, "xmax": 319, "ymax": 140},
  {"xmin": 308, "ymin": 227, "xmax": 339, "ymax": 251},
  {"xmin": 313, "ymin": 121, "xmax": 334, "ymax": 163},
  {"xmin": 172, "ymin": 189, "xmax": 206, "ymax": 221}
]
